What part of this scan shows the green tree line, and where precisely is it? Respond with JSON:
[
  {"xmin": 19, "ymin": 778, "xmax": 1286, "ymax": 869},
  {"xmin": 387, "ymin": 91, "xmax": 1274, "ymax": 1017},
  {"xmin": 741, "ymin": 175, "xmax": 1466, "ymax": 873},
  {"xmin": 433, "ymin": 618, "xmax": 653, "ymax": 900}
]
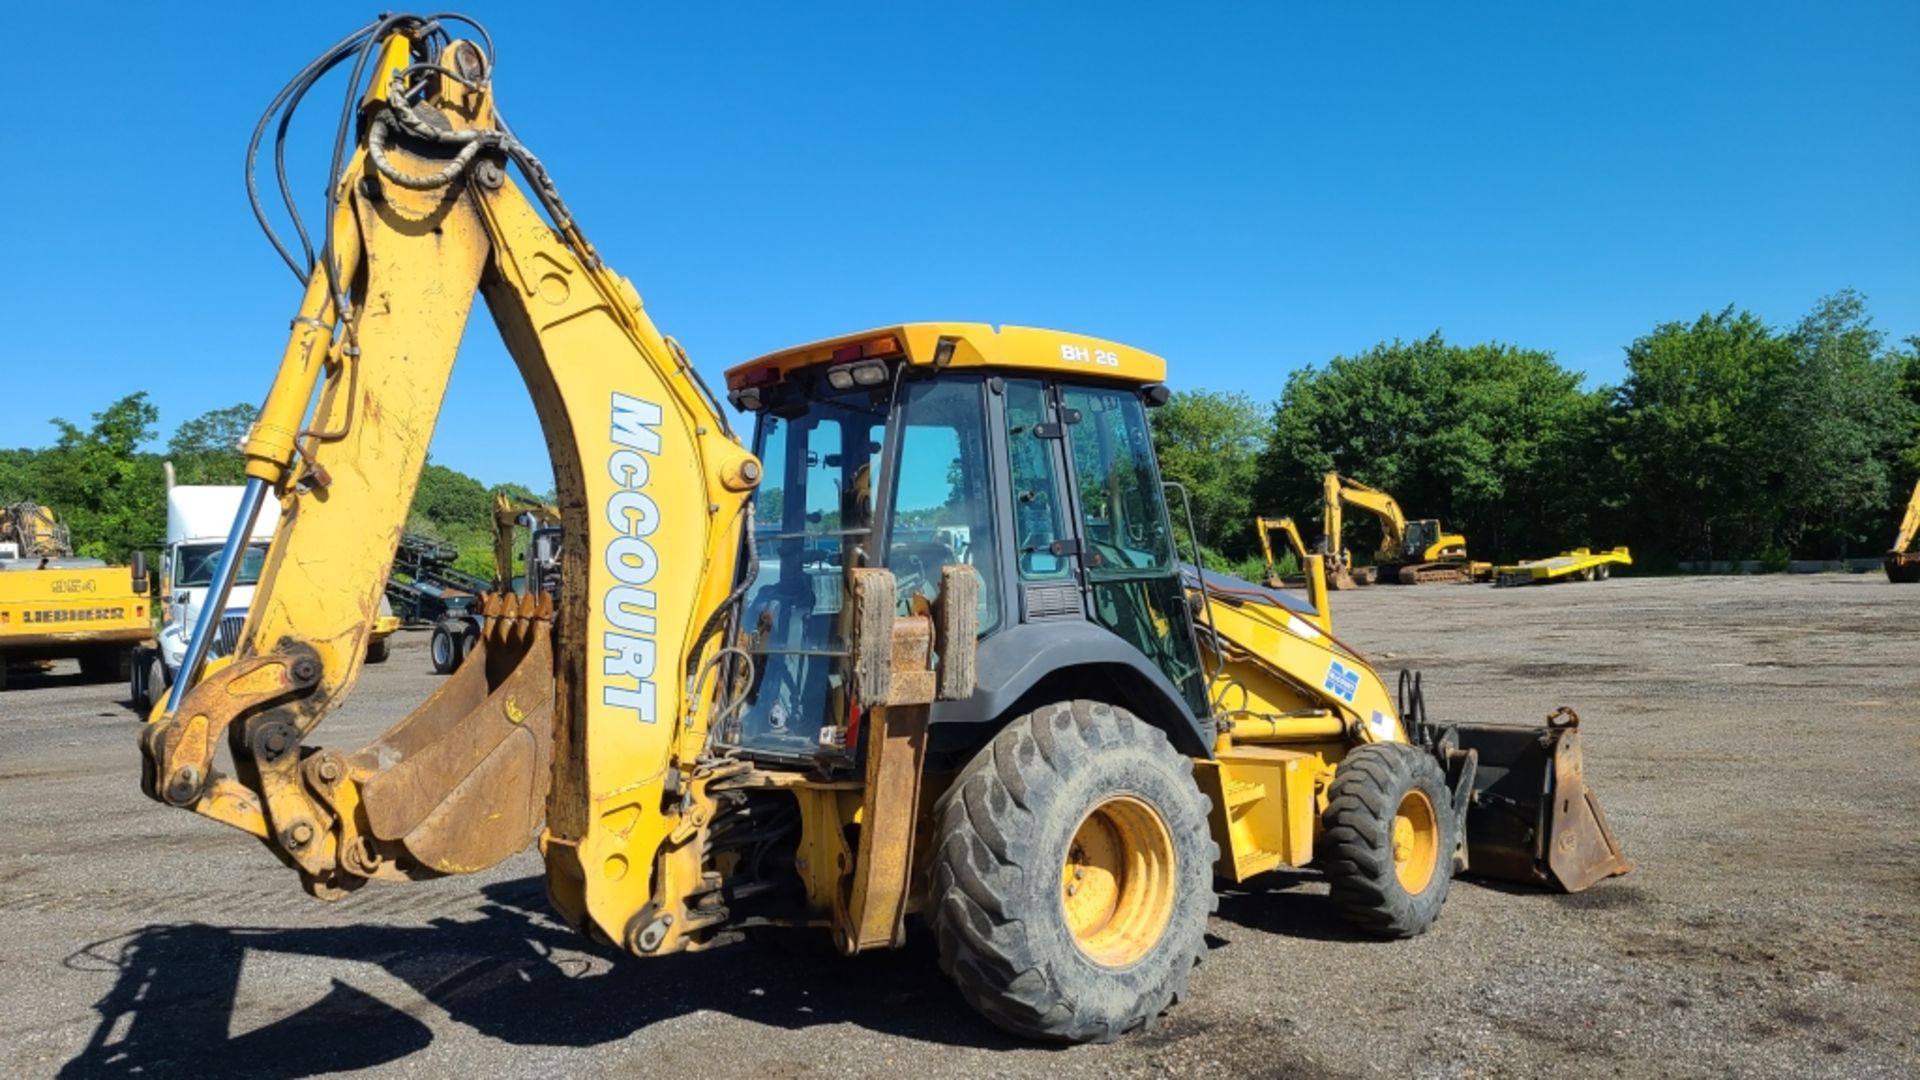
[
  {"xmin": 0, "ymin": 398, "xmax": 544, "ymax": 579},
  {"xmin": 1155, "ymin": 291, "xmax": 1920, "ymax": 575},
  {"xmin": 7, "ymin": 290, "xmax": 1915, "ymax": 580}
]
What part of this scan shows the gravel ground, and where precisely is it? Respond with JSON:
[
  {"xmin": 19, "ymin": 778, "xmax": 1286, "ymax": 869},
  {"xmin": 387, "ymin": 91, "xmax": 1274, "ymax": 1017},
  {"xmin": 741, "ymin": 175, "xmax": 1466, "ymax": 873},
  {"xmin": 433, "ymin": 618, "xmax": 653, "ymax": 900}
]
[{"xmin": 2, "ymin": 574, "xmax": 1915, "ymax": 1078}]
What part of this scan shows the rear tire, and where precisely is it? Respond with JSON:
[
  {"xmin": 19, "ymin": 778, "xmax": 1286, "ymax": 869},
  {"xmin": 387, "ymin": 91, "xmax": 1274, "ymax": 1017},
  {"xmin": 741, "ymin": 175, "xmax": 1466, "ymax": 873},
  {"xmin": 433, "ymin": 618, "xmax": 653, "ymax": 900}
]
[
  {"xmin": 429, "ymin": 625, "xmax": 457, "ymax": 674},
  {"xmin": 1321, "ymin": 742, "xmax": 1457, "ymax": 938},
  {"xmin": 929, "ymin": 700, "xmax": 1216, "ymax": 1043},
  {"xmin": 1595, "ymin": 564, "xmax": 1611, "ymax": 581},
  {"xmin": 460, "ymin": 625, "xmax": 480, "ymax": 664},
  {"xmin": 366, "ymin": 636, "xmax": 391, "ymax": 664}
]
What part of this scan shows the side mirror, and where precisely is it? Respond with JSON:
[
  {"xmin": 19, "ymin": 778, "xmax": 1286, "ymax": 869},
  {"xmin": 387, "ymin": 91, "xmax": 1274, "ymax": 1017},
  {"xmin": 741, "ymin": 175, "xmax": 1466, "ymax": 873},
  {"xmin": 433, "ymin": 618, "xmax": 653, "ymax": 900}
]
[{"xmin": 131, "ymin": 550, "xmax": 149, "ymax": 594}]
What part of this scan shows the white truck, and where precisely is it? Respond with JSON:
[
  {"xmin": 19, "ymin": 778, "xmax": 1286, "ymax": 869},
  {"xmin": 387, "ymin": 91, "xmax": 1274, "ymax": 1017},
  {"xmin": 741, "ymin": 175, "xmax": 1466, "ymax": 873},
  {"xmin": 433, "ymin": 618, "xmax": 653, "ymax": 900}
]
[{"xmin": 131, "ymin": 485, "xmax": 395, "ymax": 711}]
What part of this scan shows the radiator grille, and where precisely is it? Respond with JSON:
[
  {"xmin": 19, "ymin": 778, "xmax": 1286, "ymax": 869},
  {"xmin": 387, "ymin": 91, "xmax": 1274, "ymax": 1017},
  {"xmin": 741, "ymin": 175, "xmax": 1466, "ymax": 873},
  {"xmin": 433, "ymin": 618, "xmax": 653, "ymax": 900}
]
[
  {"xmin": 1023, "ymin": 583, "xmax": 1081, "ymax": 619},
  {"xmin": 210, "ymin": 613, "xmax": 247, "ymax": 658}
]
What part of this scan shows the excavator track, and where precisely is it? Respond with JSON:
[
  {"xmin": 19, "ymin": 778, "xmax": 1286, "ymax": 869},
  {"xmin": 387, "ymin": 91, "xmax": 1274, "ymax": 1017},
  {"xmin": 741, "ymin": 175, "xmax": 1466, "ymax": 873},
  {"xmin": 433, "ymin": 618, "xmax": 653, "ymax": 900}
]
[{"xmin": 1394, "ymin": 562, "xmax": 1475, "ymax": 586}]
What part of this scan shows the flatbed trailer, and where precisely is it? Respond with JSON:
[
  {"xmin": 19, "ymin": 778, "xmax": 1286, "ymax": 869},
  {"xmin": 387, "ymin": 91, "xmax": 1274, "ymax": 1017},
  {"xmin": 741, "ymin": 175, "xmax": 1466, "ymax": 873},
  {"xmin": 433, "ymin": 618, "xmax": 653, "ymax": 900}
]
[{"xmin": 1495, "ymin": 546, "xmax": 1631, "ymax": 587}]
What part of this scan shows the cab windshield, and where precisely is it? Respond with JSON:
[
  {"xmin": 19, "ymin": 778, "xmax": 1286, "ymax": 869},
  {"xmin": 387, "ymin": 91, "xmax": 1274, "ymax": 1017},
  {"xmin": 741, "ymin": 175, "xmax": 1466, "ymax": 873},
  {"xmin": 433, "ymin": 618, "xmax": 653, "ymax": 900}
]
[
  {"xmin": 1404, "ymin": 520, "xmax": 1439, "ymax": 557},
  {"xmin": 728, "ymin": 372, "xmax": 1004, "ymax": 761},
  {"xmin": 174, "ymin": 542, "xmax": 270, "ymax": 588},
  {"xmin": 732, "ymin": 383, "xmax": 890, "ymax": 759}
]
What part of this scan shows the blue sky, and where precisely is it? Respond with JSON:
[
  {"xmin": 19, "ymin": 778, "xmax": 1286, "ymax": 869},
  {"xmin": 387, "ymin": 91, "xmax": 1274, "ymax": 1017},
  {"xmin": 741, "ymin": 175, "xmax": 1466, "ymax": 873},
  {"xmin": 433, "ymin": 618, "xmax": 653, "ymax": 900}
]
[{"xmin": 2, "ymin": 2, "xmax": 1914, "ymax": 491}]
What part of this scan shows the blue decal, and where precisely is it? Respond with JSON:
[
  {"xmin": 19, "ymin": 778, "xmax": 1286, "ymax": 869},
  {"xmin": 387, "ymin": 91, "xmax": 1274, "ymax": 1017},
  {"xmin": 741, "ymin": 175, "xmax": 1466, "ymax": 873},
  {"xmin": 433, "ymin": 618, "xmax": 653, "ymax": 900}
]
[{"xmin": 1324, "ymin": 660, "xmax": 1360, "ymax": 704}]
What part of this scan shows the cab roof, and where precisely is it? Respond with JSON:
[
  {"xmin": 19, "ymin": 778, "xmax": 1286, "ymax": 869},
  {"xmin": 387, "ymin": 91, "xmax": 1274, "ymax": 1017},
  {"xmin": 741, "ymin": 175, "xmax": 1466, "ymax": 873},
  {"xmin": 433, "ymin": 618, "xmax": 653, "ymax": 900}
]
[{"xmin": 724, "ymin": 323, "xmax": 1167, "ymax": 392}]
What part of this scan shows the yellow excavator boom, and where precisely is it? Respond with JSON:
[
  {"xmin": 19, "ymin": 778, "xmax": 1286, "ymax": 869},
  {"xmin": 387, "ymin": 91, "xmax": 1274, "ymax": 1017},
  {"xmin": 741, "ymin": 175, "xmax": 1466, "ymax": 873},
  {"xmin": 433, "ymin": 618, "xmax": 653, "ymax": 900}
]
[
  {"xmin": 1888, "ymin": 478, "xmax": 1920, "ymax": 583},
  {"xmin": 1324, "ymin": 472, "xmax": 1407, "ymax": 558},
  {"xmin": 490, "ymin": 491, "xmax": 561, "ymax": 591},
  {"xmin": 1255, "ymin": 515, "xmax": 1309, "ymax": 587}
]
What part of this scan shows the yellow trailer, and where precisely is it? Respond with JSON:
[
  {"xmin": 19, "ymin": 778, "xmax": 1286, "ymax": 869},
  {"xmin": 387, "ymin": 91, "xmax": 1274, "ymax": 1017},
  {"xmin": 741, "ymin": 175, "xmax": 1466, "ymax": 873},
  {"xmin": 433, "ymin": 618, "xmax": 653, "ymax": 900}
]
[{"xmin": 1495, "ymin": 547, "xmax": 1631, "ymax": 587}]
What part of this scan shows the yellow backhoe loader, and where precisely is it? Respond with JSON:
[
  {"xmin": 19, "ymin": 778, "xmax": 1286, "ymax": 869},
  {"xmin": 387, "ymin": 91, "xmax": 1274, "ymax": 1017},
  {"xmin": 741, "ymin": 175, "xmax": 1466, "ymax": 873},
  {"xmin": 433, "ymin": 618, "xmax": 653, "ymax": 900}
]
[
  {"xmin": 135, "ymin": 14, "xmax": 1628, "ymax": 1043},
  {"xmin": 1887, "ymin": 479, "xmax": 1920, "ymax": 583},
  {"xmin": 1321, "ymin": 472, "xmax": 1490, "ymax": 586}
]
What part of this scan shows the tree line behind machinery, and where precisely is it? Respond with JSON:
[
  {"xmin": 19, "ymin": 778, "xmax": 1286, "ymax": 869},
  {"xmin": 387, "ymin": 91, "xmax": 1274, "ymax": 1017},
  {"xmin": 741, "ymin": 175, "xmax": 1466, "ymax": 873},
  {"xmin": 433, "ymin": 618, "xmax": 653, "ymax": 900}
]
[
  {"xmin": 3, "ymin": 290, "xmax": 1916, "ymax": 584},
  {"xmin": 0, "ymin": 398, "xmax": 550, "ymax": 582},
  {"xmin": 1152, "ymin": 289, "xmax": 1920, "ymax": 580}
]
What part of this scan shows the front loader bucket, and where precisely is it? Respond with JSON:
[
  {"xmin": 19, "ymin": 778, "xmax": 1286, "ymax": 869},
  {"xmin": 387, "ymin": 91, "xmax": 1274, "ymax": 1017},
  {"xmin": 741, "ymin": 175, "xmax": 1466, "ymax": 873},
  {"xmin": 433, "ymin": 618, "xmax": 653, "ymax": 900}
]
[{"xmin": 1453, "ymin": 707, "xmax": 1630, "ymax": 892}]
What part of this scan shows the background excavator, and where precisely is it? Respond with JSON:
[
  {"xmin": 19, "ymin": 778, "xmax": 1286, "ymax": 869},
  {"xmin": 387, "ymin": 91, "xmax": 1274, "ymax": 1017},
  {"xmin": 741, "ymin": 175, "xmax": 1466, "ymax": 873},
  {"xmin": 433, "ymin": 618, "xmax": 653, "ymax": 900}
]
[
  {"xmin": 428, "ymin": 492, "xmax": 564, "ymax": 673},
  {"xmin": 1255, "ymin": 515, "xmax": 1310, "ymax": 588},
  {"xmin": 1887, "ymin": 478, "xmax": 1920, "ymax": 583},
  {"xmin": 1319, "ymin": 472, "xmax": 1490, "ymax": 587},
  {"xmin": 135, "ymin": 13, "xmax": 1628, "ymax": 1044},
  {"xmin": 1, "ymin": 501, "xmax": 150, "ymax": 689}
]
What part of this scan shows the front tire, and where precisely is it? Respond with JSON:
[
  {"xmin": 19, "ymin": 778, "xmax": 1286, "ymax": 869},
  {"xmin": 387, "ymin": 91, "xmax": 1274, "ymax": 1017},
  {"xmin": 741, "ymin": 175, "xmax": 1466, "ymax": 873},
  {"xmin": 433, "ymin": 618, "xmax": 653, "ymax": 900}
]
[
  {"xmin": 365, "ymin": 636, "xmax": 391, "ymax": 664},
  {"xmin": 1321, "ymin": 742, "xmax": 1457, "ymax": 938},
  {"xmin": 146, "ymin": 656, "xmax": 168, "ymax": 711},
  {"xmin": 929, "ymin": 700, "xmax": 1215, "ymax": 1043},
  {"xmin": 131, "ymin": 651, "xmax": 167, "ymax": 713}
]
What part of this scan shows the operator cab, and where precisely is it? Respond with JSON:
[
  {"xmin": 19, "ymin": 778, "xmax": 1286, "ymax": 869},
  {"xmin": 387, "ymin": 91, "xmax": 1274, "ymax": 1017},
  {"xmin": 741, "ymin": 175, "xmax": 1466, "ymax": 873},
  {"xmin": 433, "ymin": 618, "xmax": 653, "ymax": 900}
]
[
  {"xmin": 1402, "ymin": 519, "xmax": 1465, "ymax": 561},
  {"xmin": 722, "ymin": 324, "xmax": 1210, "ymax": 766},
  {"xmin": 1403, "ymin": 519, "xmax": 1442, "ymax": 560}
]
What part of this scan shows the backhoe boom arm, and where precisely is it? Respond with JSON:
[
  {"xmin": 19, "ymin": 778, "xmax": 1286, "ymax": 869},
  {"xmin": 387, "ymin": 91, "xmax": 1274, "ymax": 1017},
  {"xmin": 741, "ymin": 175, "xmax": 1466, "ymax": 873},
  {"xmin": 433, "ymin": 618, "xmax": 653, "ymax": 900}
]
[
  {"xmin": 1323, "ymin": 472, "xmax": 1408, "ymax": 560},
  {"xmin": 139, "ymin": 19, "xmax": 760, "ymax": 951}
]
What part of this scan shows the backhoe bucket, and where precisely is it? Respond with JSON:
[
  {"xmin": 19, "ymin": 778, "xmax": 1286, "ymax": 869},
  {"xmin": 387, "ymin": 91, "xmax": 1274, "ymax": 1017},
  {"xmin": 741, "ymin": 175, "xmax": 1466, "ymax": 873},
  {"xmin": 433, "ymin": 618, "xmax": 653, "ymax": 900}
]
[
  {"xmin": 1453, "ymin": 707, "xmax": 1630, "ymax": 892},
  {"xmin": 347, "ymin": 592, "xmax": 555, "ymax": 877},
  {"xmin": 1886, "ymin": 551, "xmax": 1920, "ymax": 584}
]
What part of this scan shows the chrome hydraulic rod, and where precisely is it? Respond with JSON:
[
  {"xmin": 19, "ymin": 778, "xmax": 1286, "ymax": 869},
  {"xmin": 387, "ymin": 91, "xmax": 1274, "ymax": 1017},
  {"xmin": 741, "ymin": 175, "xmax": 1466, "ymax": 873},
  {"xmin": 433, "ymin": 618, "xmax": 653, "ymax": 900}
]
[{"xmin": 164, "ymin": 476, "xmax": 270, "ymax": 713}]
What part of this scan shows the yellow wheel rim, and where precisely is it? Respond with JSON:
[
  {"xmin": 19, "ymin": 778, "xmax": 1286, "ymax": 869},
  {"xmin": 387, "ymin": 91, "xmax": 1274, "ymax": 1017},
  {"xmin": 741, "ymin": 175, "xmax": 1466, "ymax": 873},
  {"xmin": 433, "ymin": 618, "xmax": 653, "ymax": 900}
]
[
  {"xmin": 1391, "ymin": 789, "xmax": 1440, "ymax": 894},
  {"xmin": 1060, "ymin": 795, "xmax": 1177, "ymax": 968}
]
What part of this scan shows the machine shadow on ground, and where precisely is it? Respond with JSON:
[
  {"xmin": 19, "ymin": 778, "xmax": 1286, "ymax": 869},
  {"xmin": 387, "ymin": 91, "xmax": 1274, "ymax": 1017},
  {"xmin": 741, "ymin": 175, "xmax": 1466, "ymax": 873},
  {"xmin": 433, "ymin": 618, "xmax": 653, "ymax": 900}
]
[
  {"xmin": 1, "ymin": 668, "xmax": 119, "ymax": 696},
  {"xmin": 56, "ymin": 876, "xmax": 1031, "ymax": 1078},
  {"xmin": 1211, "ymin": 872, "xmax": 1374, "ymax": 944}
]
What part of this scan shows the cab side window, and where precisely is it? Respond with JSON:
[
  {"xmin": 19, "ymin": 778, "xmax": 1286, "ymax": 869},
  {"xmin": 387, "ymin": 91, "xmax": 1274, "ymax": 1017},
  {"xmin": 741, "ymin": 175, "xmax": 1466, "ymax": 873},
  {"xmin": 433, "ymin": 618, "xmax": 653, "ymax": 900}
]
[
  {"xmin": 1060, "ymin": 386, "xmax": 1174, "ymax": 575},
  {"xmin": 886, "ymin": 377, "xmax": 1001, "ymax": 633},
  {"xmin": 1004, "ymin": 379, "xmax": 1071, "ymax": 581}
]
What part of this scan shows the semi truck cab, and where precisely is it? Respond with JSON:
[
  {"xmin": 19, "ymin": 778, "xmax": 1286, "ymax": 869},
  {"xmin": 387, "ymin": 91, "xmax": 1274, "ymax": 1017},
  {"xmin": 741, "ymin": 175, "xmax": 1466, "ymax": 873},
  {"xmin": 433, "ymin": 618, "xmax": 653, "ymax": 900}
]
[{"xmin": 132, "ymin": 486, "xmax": 281, "ymax": 712}]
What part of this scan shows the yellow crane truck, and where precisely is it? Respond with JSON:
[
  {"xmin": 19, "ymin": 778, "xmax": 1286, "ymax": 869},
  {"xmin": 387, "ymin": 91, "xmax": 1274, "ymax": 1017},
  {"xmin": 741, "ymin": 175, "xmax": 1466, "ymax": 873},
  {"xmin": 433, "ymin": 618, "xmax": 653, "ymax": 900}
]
[
  {"xmin": 136, "ymin": 13, "xmax": 1629, "ymax": 1043},
  {"xmin": 1, "ymin": 502, "xmax": 150, "ymax": 689}
]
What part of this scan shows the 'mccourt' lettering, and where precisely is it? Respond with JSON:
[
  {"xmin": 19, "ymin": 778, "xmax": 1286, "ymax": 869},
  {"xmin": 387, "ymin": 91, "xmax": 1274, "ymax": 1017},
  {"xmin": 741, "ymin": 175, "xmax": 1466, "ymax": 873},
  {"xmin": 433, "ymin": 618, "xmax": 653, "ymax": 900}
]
[{"xmin": 602, "ymin": 392, "xmax": 666, "ymax": 723}]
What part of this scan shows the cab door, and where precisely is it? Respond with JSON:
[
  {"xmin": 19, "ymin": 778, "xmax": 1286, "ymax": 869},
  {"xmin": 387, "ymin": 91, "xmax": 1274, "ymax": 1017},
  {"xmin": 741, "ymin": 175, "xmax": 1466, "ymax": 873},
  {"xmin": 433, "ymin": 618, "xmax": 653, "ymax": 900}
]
[{"xmin": 1054, "ymin": 384, "xmax": 1211, "ymax": 718}]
